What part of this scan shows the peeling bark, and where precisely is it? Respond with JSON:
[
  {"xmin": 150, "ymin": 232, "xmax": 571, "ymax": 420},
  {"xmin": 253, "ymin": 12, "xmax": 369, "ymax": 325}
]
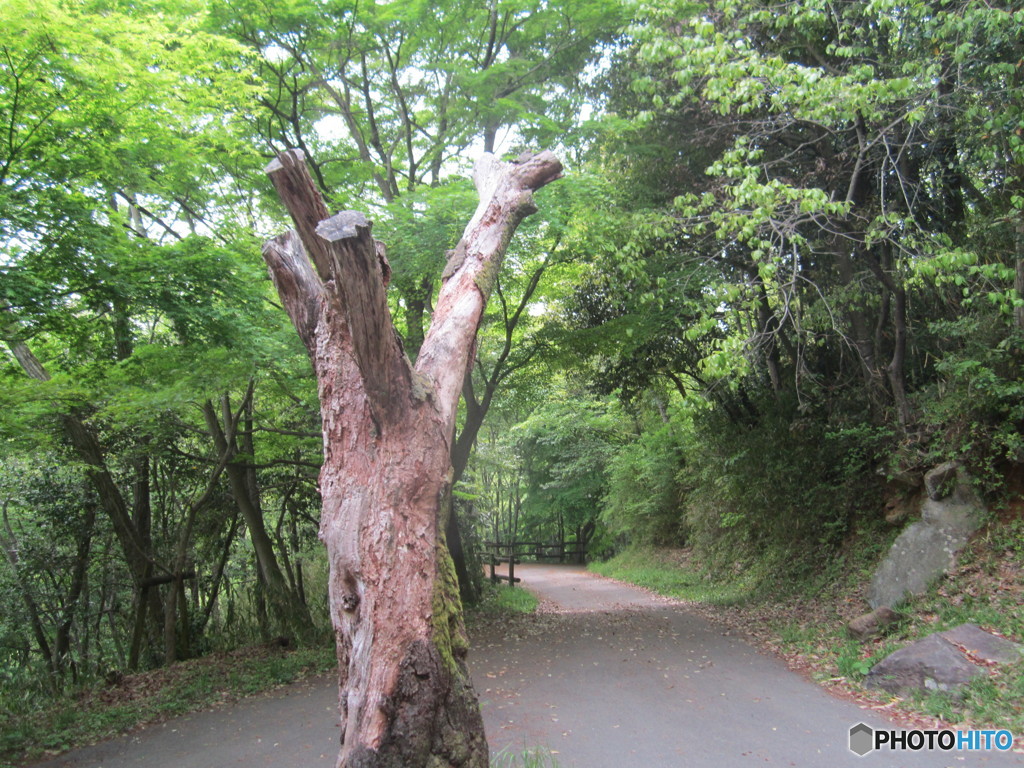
[{"xmin": 263, "ymin": 148, "xmax": 562, "ymax": 768}]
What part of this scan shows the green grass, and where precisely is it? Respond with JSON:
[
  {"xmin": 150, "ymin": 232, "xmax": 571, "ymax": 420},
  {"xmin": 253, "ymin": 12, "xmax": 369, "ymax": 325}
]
[
  {"xmin": 472, "ymin": 582, "xmax": 540, "ymax": 615},
  {"xmin": 588, "ymin": 548, "xmax": 751, "ymax": 605},
  {"xmin": 0, "ymin": 644, "xmax": 336, "ymax": 768},
  {"xmin": 949, "ymin": 664, "xmax": 1024, "ymax": 731},
  {"xmin": 492, "ymin": 746, "xmax": 562, "ymax": 767}
]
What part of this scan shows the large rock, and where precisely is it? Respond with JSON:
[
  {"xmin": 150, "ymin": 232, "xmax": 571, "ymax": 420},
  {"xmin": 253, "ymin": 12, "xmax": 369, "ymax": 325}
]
[
  {"xmin": 868, "ymin": 522, "xmax": 962, "ymax": 609},
  {"xmin": 864, "ymin": 624, "xmax": 1024, "ymax": 697},
  {"xmin": 867, "ymin": 467, "xmax": 984, "ymax": 609},
  {"xmin": 864, "ymin": 633, "xmax": 985, "ymax": 695},
  {"xmin": 939, "ymin": 623, "xmax": 1024, "ymax": 665}
]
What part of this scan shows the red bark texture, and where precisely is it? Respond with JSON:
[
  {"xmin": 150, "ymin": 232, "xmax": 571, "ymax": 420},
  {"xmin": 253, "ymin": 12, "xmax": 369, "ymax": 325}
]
[{"xmin": 262, "ymin": 149, "xmax": 562, "ymax": 768}]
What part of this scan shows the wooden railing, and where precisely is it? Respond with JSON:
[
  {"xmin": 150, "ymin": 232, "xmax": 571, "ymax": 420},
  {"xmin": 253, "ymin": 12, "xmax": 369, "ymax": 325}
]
[{"xmin": 482, "ymin": 540, "xmax": 587, "ymax": 587}]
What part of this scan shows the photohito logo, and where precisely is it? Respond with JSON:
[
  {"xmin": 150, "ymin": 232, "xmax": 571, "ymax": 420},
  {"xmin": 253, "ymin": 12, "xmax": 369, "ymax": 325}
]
[{"xmin": 848, "ymin": 723, "xmax": 1015, "ymax": 756}]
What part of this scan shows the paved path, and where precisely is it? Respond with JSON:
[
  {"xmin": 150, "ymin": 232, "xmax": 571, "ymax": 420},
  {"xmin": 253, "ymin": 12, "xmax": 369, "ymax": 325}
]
[
  {"xmin": 29, "ymin": 564, "xmax": 1024, "ymax": 767},
  {"xmin": 474, "ymin": 564, "xmax": 1024, "ymax": 767}
]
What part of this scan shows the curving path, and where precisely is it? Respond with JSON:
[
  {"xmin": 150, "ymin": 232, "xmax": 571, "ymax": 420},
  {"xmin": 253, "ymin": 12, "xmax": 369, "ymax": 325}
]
[
  {"xmin": 29, "ymin": 564, "xmax": 1024, "ymax": 767},
  {"xmin": 474, "ymin": 564, "xmax": 1024, "ymax": 767}
]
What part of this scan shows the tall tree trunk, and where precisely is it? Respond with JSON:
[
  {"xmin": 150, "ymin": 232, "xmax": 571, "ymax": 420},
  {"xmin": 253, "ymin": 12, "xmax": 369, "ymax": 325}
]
[
  {"xmin": 239, "ymin": 388, "xmax": 314, "ymax": 638},
  {"xmin": 866, "ymin": 246, "xmax": 912, "ymax": 429},
  {"xmin": 203, "ymin": 391, "xmax": 313, "ymax": 643},
  {"xmin": 262, "ymin": 148, "xmax": 561, "ymax": 767}
]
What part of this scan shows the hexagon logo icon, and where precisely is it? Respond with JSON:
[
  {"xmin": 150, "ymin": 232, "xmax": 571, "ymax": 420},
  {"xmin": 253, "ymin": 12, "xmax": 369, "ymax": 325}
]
[{"xmin": 849, "ymin": 722, "xmax": 874, "ymax": 757}]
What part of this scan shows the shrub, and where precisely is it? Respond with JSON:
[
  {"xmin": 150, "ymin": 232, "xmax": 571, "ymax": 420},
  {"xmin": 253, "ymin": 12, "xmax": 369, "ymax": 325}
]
[
  {"xmin": 602, "ymin": 418, "xmax": 687, "ymax": 546},
  {"xmin": 681, "ymin": 404, "xmax": 882, "ymax": 579}
]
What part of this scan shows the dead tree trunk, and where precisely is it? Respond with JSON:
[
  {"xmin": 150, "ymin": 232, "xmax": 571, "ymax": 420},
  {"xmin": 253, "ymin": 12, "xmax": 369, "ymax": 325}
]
[{"xmin": 262, "ymin": 148, "xmax": 562, "ymax": 768}]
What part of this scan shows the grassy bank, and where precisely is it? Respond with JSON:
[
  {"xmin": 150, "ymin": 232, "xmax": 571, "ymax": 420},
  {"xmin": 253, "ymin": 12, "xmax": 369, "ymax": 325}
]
[
  {"xmin": 591, "ymin": 529, "xmax": 1024, "ymax": 742},
  {"xmin": 589, "ymin": 547, "xmax": 755, "ymax": 605},
  {"xmin": 471, "ymin": 582, "xmax": 540, "ymax": 616}
]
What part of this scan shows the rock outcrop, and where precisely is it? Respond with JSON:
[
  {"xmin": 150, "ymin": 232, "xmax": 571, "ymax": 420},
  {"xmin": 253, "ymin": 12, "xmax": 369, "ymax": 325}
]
[
  {"xmin": 868, "ymin": 463, "xmax": 984, "ymax": 610},
  {"xmin": 864, "ymin": 623, "xmax": 1023, "ymax": 696}
]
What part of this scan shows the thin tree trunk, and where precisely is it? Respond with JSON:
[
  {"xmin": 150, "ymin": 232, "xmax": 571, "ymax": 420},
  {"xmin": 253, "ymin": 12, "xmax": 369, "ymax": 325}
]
[
  {"xmin": 129, "ymin": 587, "xmax": 150, "ymax": 670},
  {"xmin": 176, "ymin": 576, "xmax": 190, "ymax": 659},
  {"xmin": 54, "ymin": 502, "xmax": 96, "ymax": 673},
  {"xmin": 253, "ymin": 567, "xmax": 270, "ymax": 640},
  {"xmin": 446, "ymin": 261, "xmax": 550, "ymax": 603},
  {"xmin": 402, "ymin": 277, "xmax": 432, "ymax": 361},
  {"xmin": 1016, "ymin": 230, "xmax": 1024, "ymax": 332},
  {"xmin": 240, "ymin": 387, "xmax": 312, "ymax": 637},
  {"xmin": 887, "ymin": 284, "xmax": 911, "ymax": 428},
  {"xmin": 1, "ymin": 502, "xmax": 58, "ymax": 687},
  {"xmin": 263, "ymin": 148, "xmax": 561, "ymax": 767},
  {"xmin": 289, "ymin": 505, "xmax": 308, "ymax": 609},
  {"xmin": 200, "ymin": 512, "xmax": 240, "ymax": 634},
  {"xmin": 1010, "ymin": 42, "xmax": 1024, "ymax": 330},
  {"xmin": 752, "ymin": 272, "xmax": 782, "ymax": 396},
  {"xmin": 163, "ymin": 579, "xmax": 179, "ymax": 664},
  {"xmin": 203, "ymin": 391, "xmax": 313, "ymax": 642}
]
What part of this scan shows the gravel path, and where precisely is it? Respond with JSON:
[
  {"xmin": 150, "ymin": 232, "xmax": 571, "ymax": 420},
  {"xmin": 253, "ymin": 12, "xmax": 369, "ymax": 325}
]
[{"xmin": 30, "ymin": 563, "xmax": 1024, "ymax": 767}]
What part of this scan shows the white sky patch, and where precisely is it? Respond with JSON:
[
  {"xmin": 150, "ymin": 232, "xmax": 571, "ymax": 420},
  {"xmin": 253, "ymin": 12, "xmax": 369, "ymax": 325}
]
[
  {"xmin": 527, "ymin": 301, "xmax": 548, "ymax": 317},
  {"xmin": 263, "ymin": 44, "xmax": 290, "ymax": 63},
  {"xmin": 314, "ymin": 114, "xmax": 349, "ymax": 143}
]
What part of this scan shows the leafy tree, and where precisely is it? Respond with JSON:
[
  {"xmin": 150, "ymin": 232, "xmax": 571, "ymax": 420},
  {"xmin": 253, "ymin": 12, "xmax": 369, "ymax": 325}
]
[
  {"xmin": 602, "ymin": 401, "xmax": 688, "ymax": 547},
  {"xmin": 565, "ymin": 0, "xmax": 1024, "ymax": 571},
  {"xmin": 515, "ymin": 391, "xmax": 624, "ymax": 559},
  {"xmin": 215, "ymin": 0, "xmax": 620, "ymax": 341},
  {"xmin": 0, "ymin": 455, "xmax": 97, "ymax": 689},
  {"xmin": 0, "ymin": 0, "xmax": 321, "ymax": 670},
  {"xmin": 620, "ymin": 0, "xmax": 1024, "ymax": 434}
]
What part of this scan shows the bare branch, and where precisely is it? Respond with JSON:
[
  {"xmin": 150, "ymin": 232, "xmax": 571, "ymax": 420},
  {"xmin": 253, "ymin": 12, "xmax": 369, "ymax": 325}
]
[
  {"xmin": 415, "ymin": 151, "xmax": 563, "ymax": 433},
  {"xmin": 262, "ymin": 230, "xmax": 324, "ymax": 357}
]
